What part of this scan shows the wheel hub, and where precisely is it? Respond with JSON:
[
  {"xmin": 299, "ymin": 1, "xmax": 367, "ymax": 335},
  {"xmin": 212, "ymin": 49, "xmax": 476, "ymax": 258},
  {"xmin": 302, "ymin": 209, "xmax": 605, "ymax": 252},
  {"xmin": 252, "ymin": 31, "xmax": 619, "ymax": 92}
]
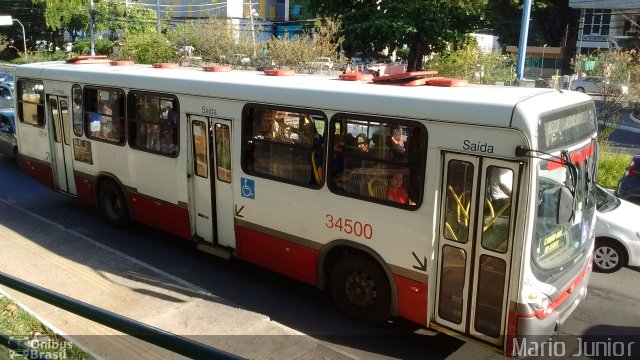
[
  {"xmin": 345, "ymin": 270, "xmax": 377, "ymax": 306},
  {"xmin": 594, "ymin": 246, "xmax": 619, "ymax": 269}
]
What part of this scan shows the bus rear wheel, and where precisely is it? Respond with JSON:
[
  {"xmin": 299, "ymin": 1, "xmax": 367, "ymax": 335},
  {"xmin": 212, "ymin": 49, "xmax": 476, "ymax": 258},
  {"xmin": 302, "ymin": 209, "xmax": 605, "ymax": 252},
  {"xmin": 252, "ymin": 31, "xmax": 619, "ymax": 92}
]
[
  {"xmin": 330, "ymin": 254, "xmax": 391, "ymax": 324},
  {"xmin": 98, "ymin": 181, "xmax": 130, "ymax": 227}
]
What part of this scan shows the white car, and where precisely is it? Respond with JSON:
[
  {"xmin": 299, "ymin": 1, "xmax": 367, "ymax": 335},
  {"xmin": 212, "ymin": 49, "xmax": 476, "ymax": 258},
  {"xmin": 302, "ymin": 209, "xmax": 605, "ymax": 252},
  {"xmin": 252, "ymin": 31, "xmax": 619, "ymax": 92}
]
[
  {"xmin": 594, "ymin": 185, "xmax": 640, "ymax": 272},
  {"xmin": 570, "ymin": 77, "xmax": 628, "ymax": 95},
  {"xmin": 310, "ymin": 57, "xmax": 333, "ymax": 70}
]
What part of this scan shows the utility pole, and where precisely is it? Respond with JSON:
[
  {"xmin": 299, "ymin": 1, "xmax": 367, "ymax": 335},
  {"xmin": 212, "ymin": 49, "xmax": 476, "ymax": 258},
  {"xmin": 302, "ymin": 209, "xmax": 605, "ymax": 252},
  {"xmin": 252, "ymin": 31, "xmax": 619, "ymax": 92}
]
[
  {"xmin": 515, "ymin": 0, "xmax": 533, "ymax": 80},
  {"xmin": 156, "ymin": 0, "xmax": 161, "ymax": 33},
  {"xmin": 90, "ymin": 0, "xmax": 95, "ymax": 55}
]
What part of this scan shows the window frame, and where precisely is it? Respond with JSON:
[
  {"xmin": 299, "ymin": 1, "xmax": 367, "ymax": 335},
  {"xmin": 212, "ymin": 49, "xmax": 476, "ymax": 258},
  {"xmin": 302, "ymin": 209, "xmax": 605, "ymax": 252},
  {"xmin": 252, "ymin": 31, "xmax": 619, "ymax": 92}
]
[
  {"xmin": 72, "ymin": 84, "xmax": 83, "ymax": 137},
  {"xmin": 127, "ymin": 90, "xmax": 180, "ymax": 157},
  {"xmin": 327, "ymin": 113, "xmax": 428, "ymax": 209},
  {"xmin": 240, "ymin": 103, "xmax": 327, "ymax": 189}
]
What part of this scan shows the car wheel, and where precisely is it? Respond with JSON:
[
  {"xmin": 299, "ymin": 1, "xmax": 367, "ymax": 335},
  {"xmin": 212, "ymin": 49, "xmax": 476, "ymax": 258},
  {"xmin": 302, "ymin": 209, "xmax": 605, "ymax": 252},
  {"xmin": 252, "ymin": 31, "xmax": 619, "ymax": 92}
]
[
  {"xmin": 593, "ymin": 239, "xmax": 626, "ymax": 273},
  {"xmin": 98, "ymin": 181, "xmax": 130, "ymax": 227},
  {"xmin": 575, "ymin": 87, "xmax": 585, "ymax": 93},
  {"xmin": 330, "ymin": 254, "xmax": 391, "ymax": 324}
]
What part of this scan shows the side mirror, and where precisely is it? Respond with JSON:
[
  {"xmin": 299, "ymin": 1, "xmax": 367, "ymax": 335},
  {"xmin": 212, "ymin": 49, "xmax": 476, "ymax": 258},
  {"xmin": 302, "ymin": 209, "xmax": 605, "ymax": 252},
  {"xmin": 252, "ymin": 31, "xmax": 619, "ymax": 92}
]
[{"xmin": 556, "ymin": 187, "xmax": 574, "ymax": 224}]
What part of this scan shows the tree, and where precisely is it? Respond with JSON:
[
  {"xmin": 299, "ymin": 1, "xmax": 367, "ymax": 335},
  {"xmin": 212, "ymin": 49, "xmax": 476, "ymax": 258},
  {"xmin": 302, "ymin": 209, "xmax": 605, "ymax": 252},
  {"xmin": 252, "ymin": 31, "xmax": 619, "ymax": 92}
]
[
  {"xmin": 485, "ymin": 0, "xmax": 577, "ymax": 49},
  {"xmin": 429, "ymin": 37, "xmax": 515, "ymax": 84},
  {"xmin": 306, "ymin": 0, "xmax": 485, "ymax": 71}
]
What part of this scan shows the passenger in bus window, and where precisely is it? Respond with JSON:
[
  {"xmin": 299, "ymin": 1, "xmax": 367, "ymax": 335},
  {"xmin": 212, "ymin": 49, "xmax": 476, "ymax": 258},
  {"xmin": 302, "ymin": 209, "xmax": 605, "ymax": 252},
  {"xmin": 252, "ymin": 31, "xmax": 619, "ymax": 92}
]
[
  {"xmin": 257, "ymin": 110, "xmax": 274, "ymax": 140},
  {"xmin": 356, "ymin": 133, "xmax": 369, "ymax": 154},
  {"xmin": 388, "ymin": 125, "xmax": 406, "ymax": 160},
  {"xmin": 312, "ymin": 130, "xmax": 324, "ymax": 184},
  {"xmin": 331, "ymin": 135, "xmax": 347, "ymax": 188},
  {"xmin": 388, "ymin": 171, "xmax": 415, "ymax": 205},
  {"xmin": 89, "ymin": 111, "xmax": 101, "ymax": 137},
  {"xmin": 99, "ymin": 102, "xmax": 112, "ymax": 140}
]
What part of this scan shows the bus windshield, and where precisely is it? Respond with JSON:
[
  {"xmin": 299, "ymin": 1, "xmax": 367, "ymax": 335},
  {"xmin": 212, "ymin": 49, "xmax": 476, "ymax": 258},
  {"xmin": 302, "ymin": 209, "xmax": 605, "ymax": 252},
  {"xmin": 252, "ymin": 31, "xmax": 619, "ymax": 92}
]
[{"xmin": 532, "ymin": 146, "xmax": 596, "ymax": 278}]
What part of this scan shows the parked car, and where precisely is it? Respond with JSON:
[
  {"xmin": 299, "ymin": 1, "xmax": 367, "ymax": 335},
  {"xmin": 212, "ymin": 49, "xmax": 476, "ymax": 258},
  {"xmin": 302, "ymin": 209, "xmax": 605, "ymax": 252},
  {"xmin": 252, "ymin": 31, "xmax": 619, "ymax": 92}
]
[
  {"xmin": 310, "ymin": 57, "xmax": 333, "ymax": 70},
  {"xmin": 0, "ymin": 108, "xmax": 17, "ymax": 160},
  {"xmin": 594, "ymin": 185, "xmax": 640, "ymax": 273},
  {"xmin": 615, "ymin": 155, "xmax": 640, "ymax": 205},
  {"xmin": 570, "ymin": 76, "xmax": 628, "ymax": 95}
]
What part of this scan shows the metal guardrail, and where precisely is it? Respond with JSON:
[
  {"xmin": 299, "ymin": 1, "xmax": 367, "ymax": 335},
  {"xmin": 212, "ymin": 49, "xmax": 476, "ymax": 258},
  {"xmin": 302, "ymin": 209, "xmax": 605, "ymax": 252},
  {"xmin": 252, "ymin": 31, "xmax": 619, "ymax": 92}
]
[{"xmin": 0, "ymin": 271, "xmax": 244, "ymax": 360}]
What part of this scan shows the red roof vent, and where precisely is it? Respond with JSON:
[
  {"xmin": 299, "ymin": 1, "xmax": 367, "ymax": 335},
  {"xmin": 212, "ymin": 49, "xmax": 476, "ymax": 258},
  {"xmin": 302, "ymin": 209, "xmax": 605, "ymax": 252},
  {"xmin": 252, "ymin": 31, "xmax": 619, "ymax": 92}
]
[
  {"xmin": 203, "ymin": 65, "xmax": 232, "ymax": 72},
  {"xmin": 338, "ymin": 72, "xmax": 374, "ymax": 81},
  {"xmin": 264, "ymin": 69, "xmax": 295, "ymax": 76},
  {"xmin": 66, "ymin": 55, "xmax": 111, "ymax": 64},
  {"xmin": 111, "ymin": 60, "xmax": 135, "ymax": 66},
  {"xmin": 371, "ymin": 71, "xmax": 438, "ymax": 86},
  {"xmin": 152, "ymin": 63, "xmax": 179, "ymax": 69},
  {"xmin": 425, "ymin": 77, "xmax": 468, "ymax": 87}
]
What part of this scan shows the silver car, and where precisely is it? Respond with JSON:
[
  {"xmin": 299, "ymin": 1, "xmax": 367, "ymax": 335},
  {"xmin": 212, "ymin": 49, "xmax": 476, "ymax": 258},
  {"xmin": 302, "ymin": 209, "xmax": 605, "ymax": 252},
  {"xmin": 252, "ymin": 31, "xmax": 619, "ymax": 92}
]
[{"xmin": 570, "ymin": 77, "xmax": 628, "ymax": 95}]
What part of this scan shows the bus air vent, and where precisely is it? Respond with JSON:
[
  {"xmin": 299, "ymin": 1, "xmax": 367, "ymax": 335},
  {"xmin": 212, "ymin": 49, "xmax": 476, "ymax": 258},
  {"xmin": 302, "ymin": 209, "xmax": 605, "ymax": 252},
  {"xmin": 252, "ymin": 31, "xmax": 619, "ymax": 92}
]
[
  {"xmin": 66, "ymin": 55, "xmax": 112, "ymax": 64},
  {"xmin": 264, "ymin": 69, "xmax": 295, "ymax": 76},
  {"xmin": 110, "ymin": 60, "xmax": 135, "ymax": 66},
  {"xmin": 338, "ymin": 72, "xmax": 374, "ymax": 81},
  {"xmin": 203, "ymin": 65, "xmax": 232, "ymax": 72},
  {"xmin": 152, "ymin": 63, "xmax": 179, "ymax": 69}
]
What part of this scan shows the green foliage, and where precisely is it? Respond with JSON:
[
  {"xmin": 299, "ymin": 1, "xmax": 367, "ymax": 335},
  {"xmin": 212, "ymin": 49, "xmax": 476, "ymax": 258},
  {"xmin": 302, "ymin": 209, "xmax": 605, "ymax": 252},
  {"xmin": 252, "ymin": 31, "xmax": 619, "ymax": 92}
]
[
  {"xmin": 597, "ymin": 144, "xmax": 632, "ymax": 189},
  {"xmin": 0, "ymin": 296, "xmax": 93, "ymax": 360},
  {"xmin": 168, "ymin": 18, "xmax": 251, "ymax": 65},
  {"xmin": 6, "ymin": 51, "xmax": 71, "ymax": 64},
  {"xmin": 115, "ymin": 32, "xmax": 179, "ymax": 64},
  {"xmin": 73, "ymin": 38, "xmax": 116, "ymax": 56},
  {"xmin": 429, "ymin": 39, "xmax": 515, "ymax": 84}
]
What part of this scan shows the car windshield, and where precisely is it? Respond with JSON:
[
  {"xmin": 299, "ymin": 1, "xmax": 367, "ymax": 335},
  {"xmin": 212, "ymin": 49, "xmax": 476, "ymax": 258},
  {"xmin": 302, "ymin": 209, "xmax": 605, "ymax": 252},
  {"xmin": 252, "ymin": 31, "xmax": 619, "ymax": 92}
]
[{"xmin": 595, "ymin": 185, "xmax": 620, "ymax": 212}]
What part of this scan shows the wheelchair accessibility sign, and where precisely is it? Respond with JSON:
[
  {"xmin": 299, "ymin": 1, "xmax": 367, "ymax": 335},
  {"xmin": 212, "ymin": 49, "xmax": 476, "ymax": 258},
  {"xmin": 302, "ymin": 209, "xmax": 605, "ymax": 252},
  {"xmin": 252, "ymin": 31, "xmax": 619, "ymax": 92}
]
[{"xmin": 241, "ymin": 177, "xmax": 255, "ymax": 199}]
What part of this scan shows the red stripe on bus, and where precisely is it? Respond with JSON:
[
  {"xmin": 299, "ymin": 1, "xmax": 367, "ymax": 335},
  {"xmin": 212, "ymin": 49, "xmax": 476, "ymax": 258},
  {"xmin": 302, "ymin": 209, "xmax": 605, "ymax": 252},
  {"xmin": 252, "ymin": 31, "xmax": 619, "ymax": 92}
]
[
  {"xmin": 516, "ymin": 261, "xmax": 591, "ymax": 319},
  {"xmin": 127, "ymin": 192, "xmax": 191, "ymax": 240},
  {"xmin": 505, "ymin": 309, "xmax": 519, "ymax": 356},
  {"xmin": 20, "ymin": 158, "xmax": 55, "ymax": 189},
  {"xmin": 394, "ymin": 275, "xmax": 428, "ymax": 325},
  {"xmin": 74, "ymin": 176, "xmax": 96, "ymax": 206},
  {"xmin": 235, "ymin": 226, "xmax": 319, "ymax": 285}
]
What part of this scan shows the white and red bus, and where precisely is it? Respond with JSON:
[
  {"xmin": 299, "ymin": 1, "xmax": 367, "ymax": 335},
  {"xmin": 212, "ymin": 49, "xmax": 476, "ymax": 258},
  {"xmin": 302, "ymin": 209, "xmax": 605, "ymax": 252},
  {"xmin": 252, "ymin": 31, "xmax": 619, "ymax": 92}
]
[{"xmin": 14, "ymin": 58, "xmax": 597, "ymax": 356}]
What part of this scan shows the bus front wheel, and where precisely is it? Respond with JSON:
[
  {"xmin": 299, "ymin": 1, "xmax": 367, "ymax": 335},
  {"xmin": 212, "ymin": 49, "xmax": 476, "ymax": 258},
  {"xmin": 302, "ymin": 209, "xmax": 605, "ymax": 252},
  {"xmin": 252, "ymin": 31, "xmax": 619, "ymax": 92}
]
[
  {"xmin": 330, "ymin": 254, "xmax": 391, "ymax": 324},
  {"xmin": 98, "ymin": 181, "xmax": 130, "ymax": 228}
]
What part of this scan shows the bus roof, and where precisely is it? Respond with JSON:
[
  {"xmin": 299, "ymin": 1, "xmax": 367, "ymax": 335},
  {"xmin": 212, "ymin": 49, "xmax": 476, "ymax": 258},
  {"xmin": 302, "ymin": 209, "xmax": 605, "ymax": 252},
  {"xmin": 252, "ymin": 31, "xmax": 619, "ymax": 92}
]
[{"xmin": 15, "ymin": 61, "xmax": 591, "ymax": 128}]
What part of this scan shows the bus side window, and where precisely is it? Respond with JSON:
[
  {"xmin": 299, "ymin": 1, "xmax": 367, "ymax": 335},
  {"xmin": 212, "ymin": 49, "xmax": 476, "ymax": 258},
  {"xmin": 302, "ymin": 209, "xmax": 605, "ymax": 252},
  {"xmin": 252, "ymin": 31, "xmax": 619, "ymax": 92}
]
[
  {"xmin": 329, "ymin": 117, "xmax": 426, "ymax": 208},
  {"xmin": 242, "ymin": 106, "xmax": 326, "ymax": 187}
]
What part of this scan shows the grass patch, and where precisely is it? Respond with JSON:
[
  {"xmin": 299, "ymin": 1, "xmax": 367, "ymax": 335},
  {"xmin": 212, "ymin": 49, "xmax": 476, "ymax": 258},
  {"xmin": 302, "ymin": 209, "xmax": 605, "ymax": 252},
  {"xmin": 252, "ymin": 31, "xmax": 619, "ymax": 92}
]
[
  {"xmin": 0, "ymin": 296, "xmax": 94, "ymax": 359},
  {"xmin": 597, "ymin": 143, "xmax": 632, "ymax": 189}
]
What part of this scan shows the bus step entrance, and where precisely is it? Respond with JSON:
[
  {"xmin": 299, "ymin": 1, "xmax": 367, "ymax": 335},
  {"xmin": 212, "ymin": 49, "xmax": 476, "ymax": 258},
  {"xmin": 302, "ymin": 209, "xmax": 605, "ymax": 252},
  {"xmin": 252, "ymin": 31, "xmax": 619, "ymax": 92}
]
[{"xmin": 196, "ymin": 241, "xmax": 232, "ymax": 260}]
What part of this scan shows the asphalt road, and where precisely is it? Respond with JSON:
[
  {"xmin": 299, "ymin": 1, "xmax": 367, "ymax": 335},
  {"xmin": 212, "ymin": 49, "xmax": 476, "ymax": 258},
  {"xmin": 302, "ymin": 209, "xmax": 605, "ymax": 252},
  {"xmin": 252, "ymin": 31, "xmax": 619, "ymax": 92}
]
[{"xmin": 0, "ymin": 156, "xmax": 638, "ymax": 359}]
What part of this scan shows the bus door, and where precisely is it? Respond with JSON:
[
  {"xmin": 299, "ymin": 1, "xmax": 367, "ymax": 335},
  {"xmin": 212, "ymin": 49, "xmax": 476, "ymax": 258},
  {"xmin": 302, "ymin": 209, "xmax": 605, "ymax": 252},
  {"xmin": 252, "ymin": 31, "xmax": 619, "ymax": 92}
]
[
  {"xmin": 434, "ymin": 152, "xmax": 519, "ymax": 346},
  {"xmin": 189, "ymin": 115, "xmax": 235, "ymax": 248},
  {"xmin": 46, "ymin": 95, "xmax": 76, "ymax": 195}
]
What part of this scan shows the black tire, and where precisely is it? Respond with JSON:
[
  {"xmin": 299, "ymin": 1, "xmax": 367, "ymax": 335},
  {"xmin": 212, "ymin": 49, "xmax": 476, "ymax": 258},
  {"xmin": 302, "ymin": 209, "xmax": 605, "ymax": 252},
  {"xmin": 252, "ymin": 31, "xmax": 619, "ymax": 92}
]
[
  {"xmin": 626, "ymin": 196, "xmax": 640, "ymax": 206},
  {"xmin": 330, "ymin": 254, "xmax": 391, "ymax": 324},
  {"xmin": 575, "ymin": 87, "xmax": 585, "ymax": 93},
  {"xmin": 98, "ymin": 181, "xmax": 130, "ymax": 227},
  {"xmin": 593, "ymin": 239, "xmax": 626, "ymax": 273}
]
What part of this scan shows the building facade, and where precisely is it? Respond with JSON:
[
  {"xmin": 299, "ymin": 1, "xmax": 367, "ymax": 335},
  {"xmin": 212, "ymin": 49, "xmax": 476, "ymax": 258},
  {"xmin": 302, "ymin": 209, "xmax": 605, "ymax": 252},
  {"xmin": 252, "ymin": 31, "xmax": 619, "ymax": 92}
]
[{"xmin": 569, "ymin": 0, "xmax": 640, "ymax": 53}]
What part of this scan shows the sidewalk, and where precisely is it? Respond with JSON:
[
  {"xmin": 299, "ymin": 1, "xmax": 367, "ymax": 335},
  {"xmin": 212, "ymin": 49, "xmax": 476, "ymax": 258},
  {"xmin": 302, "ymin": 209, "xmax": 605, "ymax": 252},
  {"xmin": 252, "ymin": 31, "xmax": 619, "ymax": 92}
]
[{"xmin": 0, "ymin": 199, "xmax": 353, "ymax": 359}]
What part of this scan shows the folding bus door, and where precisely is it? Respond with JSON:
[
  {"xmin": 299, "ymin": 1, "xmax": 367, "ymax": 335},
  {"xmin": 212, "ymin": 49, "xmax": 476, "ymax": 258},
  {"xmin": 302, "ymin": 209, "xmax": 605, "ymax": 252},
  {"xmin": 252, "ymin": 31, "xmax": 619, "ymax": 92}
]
[
  {"xmin": 47, "ymin": 95, "xmax": 76, "ymax": 195},
  {"xmin": 434, "ymin": 152, "xmax": 519, "ymax": 347},
  {"xmin": 189, "ymin": 115, "xmax": 235, "ymax": 248}
]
